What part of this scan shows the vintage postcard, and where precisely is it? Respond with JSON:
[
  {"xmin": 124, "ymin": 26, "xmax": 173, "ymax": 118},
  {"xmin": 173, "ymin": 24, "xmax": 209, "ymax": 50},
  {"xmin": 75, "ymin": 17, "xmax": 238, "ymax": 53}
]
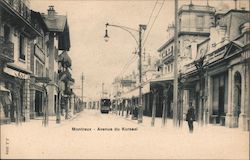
[{"xmin": 0, "ymin": 0, "xmax": 249, "ymax": 159}]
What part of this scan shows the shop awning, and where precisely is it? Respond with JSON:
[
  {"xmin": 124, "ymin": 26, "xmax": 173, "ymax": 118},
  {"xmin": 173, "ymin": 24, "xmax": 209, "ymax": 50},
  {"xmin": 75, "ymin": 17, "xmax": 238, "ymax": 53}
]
[
  {"xmin": 121, "ymin": 76, "xmax": 174, "ymax": 99},
  {"xmin": 6, "ymin": 63, "xmax": 32, "ymax": 74},
  {"xmin": 150, "ymin": 75, "xmax": 173, "ymax": 82},
  {"xmin": 121, "ymin": 81, "xmax": 151, "ymax": 99}
]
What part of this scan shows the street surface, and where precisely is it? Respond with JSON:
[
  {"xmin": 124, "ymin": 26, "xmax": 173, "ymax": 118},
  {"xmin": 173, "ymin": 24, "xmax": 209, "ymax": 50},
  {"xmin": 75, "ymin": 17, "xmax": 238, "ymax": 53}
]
[{"xmin": 1, "ymin": 109, "xmax": 249, "ymax": 159}]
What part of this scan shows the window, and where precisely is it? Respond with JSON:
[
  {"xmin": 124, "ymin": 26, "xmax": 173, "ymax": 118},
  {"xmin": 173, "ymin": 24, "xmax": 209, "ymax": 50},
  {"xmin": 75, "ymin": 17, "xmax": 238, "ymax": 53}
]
[
  {"xmin": 19, "ymin": 34, "xmax": 25, "ymax": 60},
  {"xmin": 4, "ymin": 25, "xmax": 10, "ymax": 42},
  {"xmin": 165, "ymin": 65, "xmax": 168, "ymax": 74},
  {"xmin": 196, "ymin": 16, "xmax": 204, "ymax": 30},
  {"xmin": 35, "ymin": 60, "xmax": 43, "ymax": 77}
]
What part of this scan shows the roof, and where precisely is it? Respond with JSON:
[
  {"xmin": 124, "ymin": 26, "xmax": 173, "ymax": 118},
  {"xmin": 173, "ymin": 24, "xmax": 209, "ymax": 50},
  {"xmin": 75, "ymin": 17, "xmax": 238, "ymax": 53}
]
[
  {"xmin": 42, "ymin": 15, "xmax": 67, "ymax": 32},
  {"xmin": 232, "ymin": 40, "xmax": 244, "ymax": 48},
  {"xmin": 42, "ymin": 13, "xmax": 71, "ymax": 51},
  {"xmin": 158, "ymin": 32, "xmax": 210, "ymax": 52},
  {"xmin": 31, "ymin": 11, "xmax": 48, "ymax": 32},
  {"xmin": 178, "ymin": 4, "xmax": 216, "ymax": 15},
  {"xmin": 221, "ymin": 9, "xmax": 250, "ymax": 17},
  {"xmin": 157, "ymin": 37, "xmax": 174, "ymax": 52}
]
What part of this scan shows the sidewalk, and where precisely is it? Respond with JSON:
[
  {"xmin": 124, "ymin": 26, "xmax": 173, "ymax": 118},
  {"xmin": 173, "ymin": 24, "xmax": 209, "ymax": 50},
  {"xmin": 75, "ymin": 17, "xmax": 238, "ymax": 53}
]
[
  {"xmin": 0, "ymin": 112, "xmax": 82, "ymax": 129},
  {"xmin": 114, "ymin": 112, "xmax": 248, "ymax": 135}
]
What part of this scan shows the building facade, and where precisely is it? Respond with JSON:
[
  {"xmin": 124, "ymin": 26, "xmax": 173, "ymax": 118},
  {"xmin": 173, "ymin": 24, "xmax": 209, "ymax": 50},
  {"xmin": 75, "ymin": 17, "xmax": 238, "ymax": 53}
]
[
  {"xmin": 154, "ymin": 4, "xmax": 215, "ymax": 124},
  {"xmin": 182, "ymin": 9, "xmax": 250, "ymax": 130},
  {"xmin": 0, "ymin": 2, "xmax": 75, "ymax": 125},
  {"xmin": 0, "ymin": 0, "xmax": 41, "ymax": 123}
]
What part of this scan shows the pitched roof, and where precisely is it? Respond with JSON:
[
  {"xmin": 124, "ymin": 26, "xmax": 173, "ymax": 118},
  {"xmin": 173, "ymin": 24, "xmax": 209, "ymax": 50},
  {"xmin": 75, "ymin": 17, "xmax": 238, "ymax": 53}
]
[
  {"xmin": 31, "ymin": 11, "xmax": 48, "ymax": 32},
  {"xmin": 42, "ymin": 15, "xmax": 67, "ymax": 32}
]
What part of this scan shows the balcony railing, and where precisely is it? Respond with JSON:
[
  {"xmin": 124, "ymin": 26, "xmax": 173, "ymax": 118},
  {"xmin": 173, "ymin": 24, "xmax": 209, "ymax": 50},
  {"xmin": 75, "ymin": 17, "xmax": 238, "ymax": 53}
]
[
  {"xmin": 0, "ymin": 36, "xmax": 14, "ymax": 63},
  {"xmin": 162, "ymin": 51, "xmax": 174, "ymax": 63},
  {"xmin": 3, "ymin": 0, "xmax": 31, "ymax": 22}
]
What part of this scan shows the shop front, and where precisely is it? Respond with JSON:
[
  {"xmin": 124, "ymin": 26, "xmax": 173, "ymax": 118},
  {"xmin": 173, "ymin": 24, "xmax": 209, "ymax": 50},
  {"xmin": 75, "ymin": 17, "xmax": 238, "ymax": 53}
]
[{"xmin": 0, "ymin": 64, "xmax": 31, "ymax": 124}]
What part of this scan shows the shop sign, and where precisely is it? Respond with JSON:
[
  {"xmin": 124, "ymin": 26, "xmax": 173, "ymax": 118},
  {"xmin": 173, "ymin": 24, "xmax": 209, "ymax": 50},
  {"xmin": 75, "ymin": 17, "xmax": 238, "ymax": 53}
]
[{"xmin": 4, "ymin": 67, "xmax": 27, "ymax": 79}]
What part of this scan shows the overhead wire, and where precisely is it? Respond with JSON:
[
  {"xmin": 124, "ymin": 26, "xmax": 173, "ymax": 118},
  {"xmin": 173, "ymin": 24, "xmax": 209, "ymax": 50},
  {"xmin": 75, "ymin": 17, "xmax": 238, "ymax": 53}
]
[
  {"xmin": 117, "ymin": 54, "xmax": 138, "ymax": 78},
  {"xmin": 115, "ymin": 0, "xmax": 164, "ymax": 79},
  {"xmin": 142, "ymin": 0, "xmax": 159, "ymax": 39},
  {"xmin": 142, "ymin": 0, "xmax": 165, "ymax": 48}
]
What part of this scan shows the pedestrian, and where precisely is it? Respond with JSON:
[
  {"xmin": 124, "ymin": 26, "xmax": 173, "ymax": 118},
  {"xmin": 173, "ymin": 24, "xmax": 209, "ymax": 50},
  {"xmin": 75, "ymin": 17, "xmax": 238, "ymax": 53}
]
[{"xmin": 186, "ymin": 105, "xmax": 195, "ymax": 133}]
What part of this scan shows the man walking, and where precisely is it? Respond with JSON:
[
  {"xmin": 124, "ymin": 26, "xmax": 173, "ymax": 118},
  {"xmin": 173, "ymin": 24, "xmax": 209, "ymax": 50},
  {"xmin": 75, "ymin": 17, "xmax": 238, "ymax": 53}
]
[{"xmin": 186, "ymin": 105, "xmax": 195, "ymax": 133}]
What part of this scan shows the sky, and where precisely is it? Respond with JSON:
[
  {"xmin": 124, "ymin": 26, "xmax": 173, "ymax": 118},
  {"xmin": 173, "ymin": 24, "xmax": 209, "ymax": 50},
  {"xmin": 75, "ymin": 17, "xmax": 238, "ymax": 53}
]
[{"xmin": 30, "ymin": 0, "xmax": 249, "ymax": 100}]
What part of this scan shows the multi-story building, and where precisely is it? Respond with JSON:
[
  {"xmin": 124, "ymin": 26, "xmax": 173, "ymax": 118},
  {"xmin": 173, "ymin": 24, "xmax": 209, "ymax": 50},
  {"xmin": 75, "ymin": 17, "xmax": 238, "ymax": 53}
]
[
  {"xmin": 29, "ymin": 10, "xmax": 49, "ymax": 119},
  {"xmin": 1, "ymin": 2, "xmax": 76, "ymax": 125},
  {"xmin": 114, "ymin": 53, "xmax": 159, "ymax": 116},
  {"xmin": 42, "ymin": 6, "xmax": 71, "ymax": 116},
  {"xmin": 155, "ymin": 4, "xmax": 215, "ymax": 121},
  {"xmin": 0, "ymin": 0, "xmax": 41, "ymax": 123},
  {"xmin": 182, "ymin": 9, "xmax": 250, "ymax": 130},
  {"xmin": 58, "ymin": 50, "xmax": 75, "ymax": 119}
]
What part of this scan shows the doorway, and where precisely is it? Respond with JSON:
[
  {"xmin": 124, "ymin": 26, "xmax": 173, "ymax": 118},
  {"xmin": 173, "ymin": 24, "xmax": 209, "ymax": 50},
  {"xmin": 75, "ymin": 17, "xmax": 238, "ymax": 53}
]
[{"xmin": 35, "ymin": 91, "xmax": 43, "ymax": 116}]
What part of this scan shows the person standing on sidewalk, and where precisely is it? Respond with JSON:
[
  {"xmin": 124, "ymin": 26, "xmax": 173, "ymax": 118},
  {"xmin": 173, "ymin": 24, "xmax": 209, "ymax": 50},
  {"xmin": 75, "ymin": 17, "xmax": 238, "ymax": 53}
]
[{"xmin": 186, "ymin": 105, "xmax": 195, "ymax": 133}]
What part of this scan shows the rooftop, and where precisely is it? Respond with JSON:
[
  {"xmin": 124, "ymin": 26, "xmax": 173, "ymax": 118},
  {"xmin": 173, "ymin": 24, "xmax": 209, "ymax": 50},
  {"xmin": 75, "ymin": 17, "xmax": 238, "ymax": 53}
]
[
  {"xmin": 178, "ymin": 4, "xmax": 216, "ymax": 15},
  {"xmin": 42, "ymin": 14, "xmax": 67, "ymax": 32}
]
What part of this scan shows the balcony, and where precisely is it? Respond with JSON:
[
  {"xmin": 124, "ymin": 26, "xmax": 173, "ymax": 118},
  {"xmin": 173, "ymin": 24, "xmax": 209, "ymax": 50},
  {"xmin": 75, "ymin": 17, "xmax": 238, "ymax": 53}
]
[
  {"xmin": 0, "ymin": 36, "xmax": 14, "ymax": 63},
  {"xmin": 162, "ymin": 51, "xmax": 174, "ymax": 64},
  {"xmin": 0, "ymin": 0, "xmax": 41, "ymax": 38},
  {"xmin": 2, "ymin": 0, "xmax": 31, "ymax": 22}
]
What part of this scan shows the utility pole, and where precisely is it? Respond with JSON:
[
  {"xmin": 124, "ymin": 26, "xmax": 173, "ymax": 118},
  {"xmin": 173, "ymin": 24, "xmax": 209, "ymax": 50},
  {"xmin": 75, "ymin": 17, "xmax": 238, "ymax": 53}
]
[
  {"xmin": 173, "ymin": 0, "xmax": 179, "ymax": 127},
  {"xmin": 104, "ymin": 23, "xmax": 146, "ymax": 123},
  {"xmin": 137, "ymin": 24, "xmax": 146, "ymax": 124},
  {"xmin": 81, "ymin": 73, "xmax": 84, "ymax": 104}
]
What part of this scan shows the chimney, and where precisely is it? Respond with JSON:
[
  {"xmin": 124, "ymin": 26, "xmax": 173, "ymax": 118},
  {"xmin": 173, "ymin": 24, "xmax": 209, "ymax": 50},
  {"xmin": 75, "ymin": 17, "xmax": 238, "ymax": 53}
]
[
  {"xmin": 167, "ymin": 23, "xmax": 175, "ymax": 38},
  {"xmin": 48, "ymin": 5, "xmax": 56, "ymax": 17}
]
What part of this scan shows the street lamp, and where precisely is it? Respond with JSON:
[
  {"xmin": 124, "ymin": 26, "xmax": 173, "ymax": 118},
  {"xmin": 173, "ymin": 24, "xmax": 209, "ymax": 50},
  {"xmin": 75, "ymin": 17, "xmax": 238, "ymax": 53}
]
[
  {"xmin": 104, "ymin": 22, "xmax": 146, "ymax": 123},
  {"xmin": 104, "ymin": 24, "xmax": 109, "ymax": 42}
]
